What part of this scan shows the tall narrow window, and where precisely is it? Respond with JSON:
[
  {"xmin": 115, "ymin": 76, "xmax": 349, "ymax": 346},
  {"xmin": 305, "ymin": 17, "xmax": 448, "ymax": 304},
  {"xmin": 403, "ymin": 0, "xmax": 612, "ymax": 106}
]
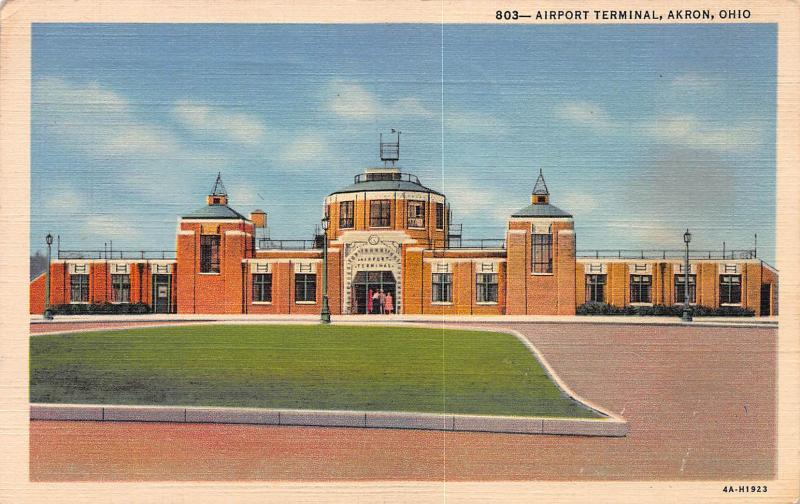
[
  {"xmin": 432, "ymin": 273, "xmax": 453, "ymax": 303},
  {"xmin": 407, "ymin": 201, "xmax": 425, "ymax": 228},
  {"xmin": 586, "ymin": 274, "xmax": 606, "ymax": 303},
  {"xmin": 200, "ymin": 234, "xmax": 220, "ymax": 273},
  {"xmin": 295, "ymin": 273, "xmax": 316, "ymax": 302},
  {"xmin": 630, "ymin": 275, "xmax": 652, "ymax": 303},
  {"xmin": 70, "ymin": 274, "xmax": 89, "ymax": 303},
  {"xmin": 476, "ymin": 273, "xmax": 498, "ymax": 303},
  {"xmin": 253, "ymin": 273, "xmax": 272, "ymax": 302},
  {"xmin": 369, "ymin": 200, "xmax": 391, "ymax": 227},
  {"xmin": 111, "ymin": 274, "xmax": 130, "ymax": 303},
  {"xmin": 435, "ymin": 202, "xmax": 444, "ymax": 230},
  {"xmin": 720, "ymin": 275, "xmax": 742, "ymax": 304},
  {"xmin": 532, "ymin": 233, "xmax": 553, "ymax": 273},
  {"xmin": 674, "ymin": 274, "xmax": 696, "ymax": 304},
  {"xmin": 339, "ymin": 201, "xmax": 354, "ymax": 229}
]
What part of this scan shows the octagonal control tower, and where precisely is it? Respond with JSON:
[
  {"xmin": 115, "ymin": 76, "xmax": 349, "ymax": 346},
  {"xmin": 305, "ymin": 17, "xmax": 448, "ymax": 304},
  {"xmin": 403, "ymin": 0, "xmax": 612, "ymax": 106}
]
[{"xmin": 323, "ymin": 134, "xmax": 450, "ymax": 315}]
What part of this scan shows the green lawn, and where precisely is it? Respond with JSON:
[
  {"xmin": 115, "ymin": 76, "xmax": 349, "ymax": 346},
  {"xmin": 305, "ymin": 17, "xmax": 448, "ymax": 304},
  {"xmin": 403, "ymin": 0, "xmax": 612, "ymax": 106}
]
[{"xmin": 30, "ymin": 324, "xmax": 600, "ymax": 418}]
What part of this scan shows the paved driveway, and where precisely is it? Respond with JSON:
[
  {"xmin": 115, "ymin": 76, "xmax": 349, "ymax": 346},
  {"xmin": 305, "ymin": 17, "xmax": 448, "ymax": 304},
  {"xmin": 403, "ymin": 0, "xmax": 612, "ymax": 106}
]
[{"xmin": 30, "ymin": 322, "xmax": 775, "ymax": 481}]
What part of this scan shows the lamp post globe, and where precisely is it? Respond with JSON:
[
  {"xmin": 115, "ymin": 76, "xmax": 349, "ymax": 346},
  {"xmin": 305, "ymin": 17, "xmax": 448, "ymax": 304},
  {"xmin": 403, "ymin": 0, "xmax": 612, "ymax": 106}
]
[
  {"xmin": 320, "ymin": 216, "xmax": 331, "ymax": 324},
  {"xmin": 681, "ymin": 228, "xmax": 693, "ymax": 323},
  {"xmin": 44, "ymin": 233, "xmax": 54, "ymax": 320}
]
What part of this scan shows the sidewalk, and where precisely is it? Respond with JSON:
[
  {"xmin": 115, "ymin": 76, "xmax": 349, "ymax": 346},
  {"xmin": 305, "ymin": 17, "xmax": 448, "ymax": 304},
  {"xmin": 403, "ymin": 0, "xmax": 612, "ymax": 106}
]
[{"xmin": 30, "ymin": 313, "xmax": 778, "ymax": 328}]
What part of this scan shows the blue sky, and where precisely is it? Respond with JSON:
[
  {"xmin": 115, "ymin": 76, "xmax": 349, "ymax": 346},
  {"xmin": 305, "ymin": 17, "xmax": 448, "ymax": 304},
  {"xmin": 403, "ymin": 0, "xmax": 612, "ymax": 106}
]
[{"xmin": 31, "ymin": 23, "xmax": 776, "ymax": 262}]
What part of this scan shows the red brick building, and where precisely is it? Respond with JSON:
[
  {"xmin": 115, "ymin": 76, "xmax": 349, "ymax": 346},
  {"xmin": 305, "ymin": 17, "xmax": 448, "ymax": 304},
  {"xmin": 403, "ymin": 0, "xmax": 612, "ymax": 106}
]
[{"xmin": 30, "ymin": 164, "xmax": 778, "ymax": 317}]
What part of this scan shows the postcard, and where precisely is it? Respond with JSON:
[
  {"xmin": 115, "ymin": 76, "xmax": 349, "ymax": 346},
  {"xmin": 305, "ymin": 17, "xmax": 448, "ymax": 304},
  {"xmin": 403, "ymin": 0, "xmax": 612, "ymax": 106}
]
[{"xmin": 1, "ymin": 0, "xmax": 798, "ymax": 502}]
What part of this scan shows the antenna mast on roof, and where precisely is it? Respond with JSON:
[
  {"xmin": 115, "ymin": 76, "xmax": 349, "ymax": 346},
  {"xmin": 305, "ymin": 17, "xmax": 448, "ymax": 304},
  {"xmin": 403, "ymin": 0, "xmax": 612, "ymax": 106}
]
[{"xmin": 380, "ymin": 129, "xmax": 401, "ymax": 168}]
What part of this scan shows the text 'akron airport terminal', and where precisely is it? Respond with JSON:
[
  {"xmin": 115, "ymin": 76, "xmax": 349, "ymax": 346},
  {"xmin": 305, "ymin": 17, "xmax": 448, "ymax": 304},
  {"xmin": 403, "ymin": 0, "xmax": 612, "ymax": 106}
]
[{"xmin": 30, "ymin": 143, "xmax": 778, "ymax": 317}]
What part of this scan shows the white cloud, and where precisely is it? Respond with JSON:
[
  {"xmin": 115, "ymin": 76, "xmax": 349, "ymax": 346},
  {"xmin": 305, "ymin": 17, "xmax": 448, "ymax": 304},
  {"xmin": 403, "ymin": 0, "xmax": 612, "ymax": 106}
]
[
  {"xmin": 554, "ymin": 98, "xmax": 765, "ymax": 153},
  {"xmin": 670, "ymin": 73, "xmax": 721, "ymax": 93},
  {"xmin": 561, "ymin": 193, "xmax": 599, "ymax": 213},
  {"xmin": 40, "ymin": 187, "xmax": 83, "ymax": 215},
  {"xmin": 81, "ymin": 214, "xmax": 143, "ymax": 241},
  {"xmin": 553, "ymin": 101, "xmax": 619, "ymax": 133},
  {"xmin": 445, "ymin": 110, "xmax": 507, "ymax": 135},
  {"xmin": 172, "ymin": 99, "xmax": 267, "ymax": 145},
  {"xmin": 34, "ymin": 77, "xmax": 181, "ymax": 159},
  {"xmin": 279, "ymin": 132, "xmax": 332, "ymax": 163},
  {"xmin": 642, "ymin": 115, "xmax": 764, "ymax": 153},
  {"xmin": 327, "ymin": 80, "xmax": 434, "ymax": 120},
  {"xmin": 225, "ymin": 185, "xmax": 265, "ymax": 208},
  {"xmin": 444, "ymin": 179, "xmax": 516, "ymax": 221}
]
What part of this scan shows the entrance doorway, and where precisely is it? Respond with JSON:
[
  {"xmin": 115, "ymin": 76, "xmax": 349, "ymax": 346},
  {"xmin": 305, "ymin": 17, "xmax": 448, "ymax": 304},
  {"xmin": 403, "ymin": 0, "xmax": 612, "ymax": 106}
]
[
  {"xmin": 351, "ymin": 271, "xmax": 396, "ymax": 314},
  {"xmin": 152, "ymin": 274, "xmax": 172, "ymax": 313}
]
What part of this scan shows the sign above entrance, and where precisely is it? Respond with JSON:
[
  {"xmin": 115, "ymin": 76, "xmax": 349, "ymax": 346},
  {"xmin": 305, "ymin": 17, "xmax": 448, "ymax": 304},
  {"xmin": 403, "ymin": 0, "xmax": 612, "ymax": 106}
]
[{"xmin": 343, "ymin": 236, "xmax": 403, "ymax": 315}]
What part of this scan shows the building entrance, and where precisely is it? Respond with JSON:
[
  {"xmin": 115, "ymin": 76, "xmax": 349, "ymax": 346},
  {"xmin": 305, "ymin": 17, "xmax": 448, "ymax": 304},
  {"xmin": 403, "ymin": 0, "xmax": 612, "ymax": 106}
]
[
  {"xmin": 351, "ymin": 271, "xmax": 396, "ymax": 314},
  {"xmin": 152, "ymin": 274, "xmax": 172, "ymax": 313}
]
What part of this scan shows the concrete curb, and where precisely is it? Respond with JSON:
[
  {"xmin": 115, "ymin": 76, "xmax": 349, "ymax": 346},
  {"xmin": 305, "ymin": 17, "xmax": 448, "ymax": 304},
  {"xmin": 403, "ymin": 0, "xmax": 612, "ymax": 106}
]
[
  {"xmin": 29, "ymin": 313, "xmax": 778, "ymax": 330},
  {"xmin": 30, "ymin": 404, "xmax": 627, "ymax": 437}
]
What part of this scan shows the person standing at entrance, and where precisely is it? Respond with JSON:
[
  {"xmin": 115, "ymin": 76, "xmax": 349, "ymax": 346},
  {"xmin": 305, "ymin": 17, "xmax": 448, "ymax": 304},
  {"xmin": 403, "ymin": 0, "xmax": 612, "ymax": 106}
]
[
  {"xmin": 371, "ymin": 289, "xmax": 380, "ymax": 314},
  {"xmin": 378, "ymin": 289, "xmax": 386, "ymax": 314},
  {"xmin": 367, "ymin": 288, "xmax": 373, "ymax": 314},
  {"xmin": 384, "ymin": 291, "xmax": 394, "ymax": 315}
]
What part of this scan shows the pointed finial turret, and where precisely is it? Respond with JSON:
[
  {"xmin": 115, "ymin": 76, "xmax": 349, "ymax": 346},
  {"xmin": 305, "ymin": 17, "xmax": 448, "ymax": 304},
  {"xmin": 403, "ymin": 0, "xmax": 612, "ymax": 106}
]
[
  {"xmin": 207, "ymin": 172, "xmax": 229, "ymax": 206},
  {"xmin": 531, "ymin": 169, "xmax": 550, "ymax": 204}
]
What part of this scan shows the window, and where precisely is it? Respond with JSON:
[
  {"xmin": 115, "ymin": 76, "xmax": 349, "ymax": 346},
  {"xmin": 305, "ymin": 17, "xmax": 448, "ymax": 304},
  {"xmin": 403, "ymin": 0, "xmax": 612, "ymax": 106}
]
[
  {"xmin": 295, "ymin": 273, "xmax": 316, "ymax": 303},
  {"xmin": 407, "ymin": 201, "xmax": 425, "ymax": 228},
  {"xmin": 339, "ymin": 201, "xmax": 354, "ymax": 229},
  {"xmin": 720, "ymin": 275, "xmax": 742, "ymax": 304},
  {"xmin": 432, "ymin": 273, "xmax": 453, "ymax": 303},
  {"xmin": 370, "ymin": 200, "xmax": 391, "ymax": 227},
  {"xmin": 253, "ymin": 273, "xmax": 272, "ymax": 303},
  {"xmin": 674, "ymin": 274, "xmax": 696, "ymax": 304},
  {"xmin": 586, "ymin": 274, "xmax": 606, "ymax": 303},
  {"xmin": 200, "ymin": 234, "xmax": 220, "ymax": 273},
  {"xmin": 111, "ymin": 274, "xmax": 130, "ymax": 303},
  {"xmin": 532, "ymin": 233, "xmax": 553, "ymax": 273},
  {"xmin": 70, "ymin": 274, "xmax": 89, "ymax": 303},
  {"xmin": 476, "ymin": 273, "xmax": 498, "ymax": 303},
  {"xmin": 435, "ymin": 203, "xmax": 445, "ymax": 230},
  {"xmin": 630, "ymin": 275, "xmax": 652, "ymax": 303}
]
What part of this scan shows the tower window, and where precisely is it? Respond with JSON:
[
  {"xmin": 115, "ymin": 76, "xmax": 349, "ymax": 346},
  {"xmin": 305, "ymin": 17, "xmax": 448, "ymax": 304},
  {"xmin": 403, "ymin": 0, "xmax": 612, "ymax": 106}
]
[
  {"xmin": 674, "ymin": 274, "xmax": 696, "ymax": 304},
  {"xmin": 435, "ymin": 203, "xmax": 444, "ymax": 230},
  {"xmin": 532, "ymin": 233, "xmax": 553, "ymax": 273},
  {"xmin": 407, "ymin": 201, "xmax": 426, "ymax": 228},
  {"xmin": 111, "ymin": 274, "xmax": 130, "ymax": 303},
  {"xmin": 339, "ymin": 201, "xmax": 354, "ymax": 229},
  {"xmin": 720, "ymin": 275, "xmax": 742, "ymax": 304},
  {"xmin": 70, "ymin": 274, "xmax": 89, "ymax": 303},
  {"xmin": 370, "ymin": 200, "xmax": 391, "ymax": 227},
  {"xmin": 200, "ymin": 235, "xmax": 220, "ymax": 273},
  {"xmin": 586, "ymin": 274, "xmax": 606, "ymax": 303},
  {"xmin": 630, "ymin": 275, "xmax": 652, "ymax": 303}
]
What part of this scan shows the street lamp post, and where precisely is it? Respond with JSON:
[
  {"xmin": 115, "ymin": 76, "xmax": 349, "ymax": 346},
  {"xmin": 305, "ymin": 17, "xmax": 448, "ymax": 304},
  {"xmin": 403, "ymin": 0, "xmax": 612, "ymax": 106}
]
[
  {"xmin": 320, "ymin": 216, "xmax": 331, "ymax": 324},
  {"xmin": 44, "ymin": 233, "xmax": 54, "ymax": 320},
  {"xmin": 682, "ymin": 229, "xmax": 692, "ymax": 323}
]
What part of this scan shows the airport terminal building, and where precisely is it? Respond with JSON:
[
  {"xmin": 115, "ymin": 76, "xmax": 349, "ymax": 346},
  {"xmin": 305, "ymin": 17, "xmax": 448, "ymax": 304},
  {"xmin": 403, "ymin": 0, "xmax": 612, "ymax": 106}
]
[{"xmin": 30, "ymin": 149, "xmax": 779, "ymax": 317}]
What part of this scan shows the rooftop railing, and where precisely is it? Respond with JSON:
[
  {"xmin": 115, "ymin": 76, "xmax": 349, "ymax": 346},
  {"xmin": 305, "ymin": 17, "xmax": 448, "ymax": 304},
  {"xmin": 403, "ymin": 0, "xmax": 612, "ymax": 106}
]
[
  {"xmin": 353, "ymin": 172, "xmax": 421, "ymax": 184},
  {"xmin": 58, "ymin": 249, "xmax": 176, "ymax": 260},
  {"xmin": 256, "ymin": 238, "xmax": 320, "ymax": 250},
  {"xmin": 576, "ymin": 249, "xmax": 757, "ymax": 260},
  {"xmin": 430, "ymin": 238, "xmax": 506, "ymax": 250}
]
